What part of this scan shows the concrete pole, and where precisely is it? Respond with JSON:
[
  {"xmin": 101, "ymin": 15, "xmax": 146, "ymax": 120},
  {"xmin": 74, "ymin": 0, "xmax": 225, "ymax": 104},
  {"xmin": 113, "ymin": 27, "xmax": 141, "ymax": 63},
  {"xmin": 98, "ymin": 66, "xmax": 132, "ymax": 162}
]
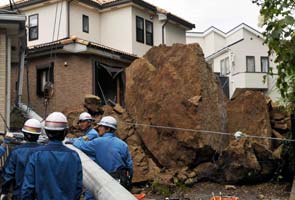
[{"xmin": 66, "ymin": 144, "xmax": 137, "ymax": 200}]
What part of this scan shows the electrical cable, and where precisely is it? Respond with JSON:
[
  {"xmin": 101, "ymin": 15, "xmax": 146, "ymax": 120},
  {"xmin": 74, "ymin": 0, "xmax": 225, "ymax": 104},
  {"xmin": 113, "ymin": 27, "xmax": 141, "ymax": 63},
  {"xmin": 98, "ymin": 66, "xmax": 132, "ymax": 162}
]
[{"xmin": 120, "ymin": 121, "xmax": 295, "ymax": 142}]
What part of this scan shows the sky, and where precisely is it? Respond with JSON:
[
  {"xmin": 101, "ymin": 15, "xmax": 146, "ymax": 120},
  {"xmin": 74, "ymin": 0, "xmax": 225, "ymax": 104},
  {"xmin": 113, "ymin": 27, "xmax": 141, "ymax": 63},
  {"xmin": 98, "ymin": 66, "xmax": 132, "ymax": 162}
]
[
  {"xmin": 0, "ymin": 0, "xmax": 263, "ymax": 32},
  {"xmin": 144, "ymin": 0, "xmax": 262, "ymax": 32}
]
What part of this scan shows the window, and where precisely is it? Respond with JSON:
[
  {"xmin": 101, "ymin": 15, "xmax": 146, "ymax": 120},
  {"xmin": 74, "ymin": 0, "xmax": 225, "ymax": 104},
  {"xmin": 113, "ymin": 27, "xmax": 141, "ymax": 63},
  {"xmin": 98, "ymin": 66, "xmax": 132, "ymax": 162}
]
[
  {"xmin": 261, "ymin": 56, "xmax": 269, "ymax": 72},
  {"xmin": 246, "ymin": 56, "xmax": 255, "ymax": 72},
  {"xmin": 83, "ymin": 15, "xmax": 89, "ymax": 33},
  {"xmin": 36, "ymin": 63, "xmax": 54, "ymax": 97},
  {"xmin": 136, "ymin": 16, "xmax": 144, "ymax": 43},
  {"xmin": 145, "ymin": 20, "xmax": 153, "ymax": 46},
  {"xmin": 220, "ymin": 57, "xmax": 229, "ymax": 76},
  {"xmin": 29, "ymin": 14, "xmax": 38, "ymax": 41}
]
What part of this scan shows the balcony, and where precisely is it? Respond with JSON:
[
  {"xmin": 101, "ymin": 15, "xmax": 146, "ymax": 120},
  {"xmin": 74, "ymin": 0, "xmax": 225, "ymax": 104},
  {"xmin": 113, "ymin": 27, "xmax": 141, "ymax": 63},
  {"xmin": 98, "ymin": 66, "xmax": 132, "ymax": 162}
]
[{"xmin": 232, "ymin": 72, "xmax": 268, "ymax": 89}]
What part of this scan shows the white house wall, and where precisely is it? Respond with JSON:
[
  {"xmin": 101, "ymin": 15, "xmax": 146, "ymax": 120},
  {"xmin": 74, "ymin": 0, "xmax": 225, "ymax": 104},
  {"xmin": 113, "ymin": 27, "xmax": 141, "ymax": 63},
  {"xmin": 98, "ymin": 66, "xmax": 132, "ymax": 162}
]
[
  {"xmin": 70, "ymin": 2, "xmax": 100, "ymax": 43},
  {"xmin": 25, "ymin": 1, "xmax": 68, "ymax": 46},
  {"xmin": 164, "ymin": 22, "xmax": 186, "ymax": 46},
  {"xmin": 226, "ymin": 28, "xmax": 243, "ymax": 46},
  {"xmin": 100, "ymin": 6, "xmax": 133, "ymax": 54}
]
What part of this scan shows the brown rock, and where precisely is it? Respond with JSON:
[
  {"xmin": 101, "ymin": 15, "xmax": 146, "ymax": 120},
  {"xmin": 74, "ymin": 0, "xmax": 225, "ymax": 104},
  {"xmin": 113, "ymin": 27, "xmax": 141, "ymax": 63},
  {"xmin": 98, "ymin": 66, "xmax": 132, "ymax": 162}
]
[
  {"xmin": 217, "ymin": 139, "xmax": 275, "ymax": 183},
  {"xmin": 84, "ymin": 94, "xmax": 103, "ymax": 114},
  {"xmin": 187, "ymin": 96, "xmax": 202, "ymax": 107},
  {"xmin": 272, "ymin": 129, "xmax": 285, "ymax": 139},
  {"xmin": 227, "ymin": 90, "xmax": 272, "ymax": 149},
  {"xmin": 194, "ymin": 162, "xmax": 217, "ymax": 181},
  {"xmin": 113, "ymin": 104, "xmax": 125, "ymax": 114},
  {"xmin": 125, "ymin": 44, "xmax": 228, "ymax": 169}
]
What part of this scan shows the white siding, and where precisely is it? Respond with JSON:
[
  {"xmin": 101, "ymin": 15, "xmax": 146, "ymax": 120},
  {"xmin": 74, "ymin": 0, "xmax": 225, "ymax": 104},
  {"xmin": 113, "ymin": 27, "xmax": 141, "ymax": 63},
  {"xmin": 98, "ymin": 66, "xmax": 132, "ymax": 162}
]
[
  {"xmin": 25, "ymin": 1, "xmax": 68, "ymax": 46},
  {"xmin": 165, "ymin": 22, "xmax": 186, "ymax": 46},
  {"xmin": 226, "ymin": 28, "xmax": 243, "ymax": 45},
  {"xmin": 100, "ymin": 6, "xmax": 133, "ymax": 54},
  {"xmin": 70, "ymin": 2, "xmax": 100, "ymax": 43},
  {"xmin": 0, "ymin": 32, "xmax": 6, "ymax": 133}
]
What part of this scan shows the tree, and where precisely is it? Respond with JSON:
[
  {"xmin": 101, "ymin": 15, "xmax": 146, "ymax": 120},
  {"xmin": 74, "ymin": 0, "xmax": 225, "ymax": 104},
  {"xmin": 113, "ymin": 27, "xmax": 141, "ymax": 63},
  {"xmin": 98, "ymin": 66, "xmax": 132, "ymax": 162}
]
[
  {"xmin": 253, "ymin": 0, "xmax": 295, "ymax": 111},
  {"xmin": 253, "ymin": 0, "xmax": 295, "ymax": 177}
]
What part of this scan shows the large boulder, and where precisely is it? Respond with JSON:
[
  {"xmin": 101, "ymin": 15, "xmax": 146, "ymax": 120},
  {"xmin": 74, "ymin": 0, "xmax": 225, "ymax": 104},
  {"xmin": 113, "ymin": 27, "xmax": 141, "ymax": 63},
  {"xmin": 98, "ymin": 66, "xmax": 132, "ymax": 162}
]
[
  {"xmin": 227, "ymin": 90, "xmax": 272, "ymax": 149},
  {"xmin": 125, "ymin": 44, "xmax": 228, "ymax": 169}
]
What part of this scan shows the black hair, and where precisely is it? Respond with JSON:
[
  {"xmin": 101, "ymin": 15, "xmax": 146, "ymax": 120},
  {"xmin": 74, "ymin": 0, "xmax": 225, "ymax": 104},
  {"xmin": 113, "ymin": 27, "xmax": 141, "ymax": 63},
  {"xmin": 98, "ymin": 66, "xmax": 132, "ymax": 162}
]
[
  {"xmin": 45, "ymin": 129, "xmax": 67, "ymax": 141},
  {"xmin": 23, "ymin": 132, "xmax": 40, "ymax": 142}
]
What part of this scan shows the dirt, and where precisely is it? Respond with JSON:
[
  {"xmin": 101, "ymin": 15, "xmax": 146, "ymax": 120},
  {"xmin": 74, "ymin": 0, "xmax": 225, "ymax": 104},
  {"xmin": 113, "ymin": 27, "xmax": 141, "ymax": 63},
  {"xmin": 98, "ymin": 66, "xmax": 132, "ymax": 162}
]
[{"xmin": 133, "ymin": 181, "xmax": 291, "ymax": 200}]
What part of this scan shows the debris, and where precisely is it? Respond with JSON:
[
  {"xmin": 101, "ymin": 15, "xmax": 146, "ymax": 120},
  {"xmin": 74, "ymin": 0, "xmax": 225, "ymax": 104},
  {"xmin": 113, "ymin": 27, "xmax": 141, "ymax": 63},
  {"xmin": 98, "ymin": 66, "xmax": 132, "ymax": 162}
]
[{"xmin": 225, "ymin": 185, "xmax": 237, "ymax": 190}]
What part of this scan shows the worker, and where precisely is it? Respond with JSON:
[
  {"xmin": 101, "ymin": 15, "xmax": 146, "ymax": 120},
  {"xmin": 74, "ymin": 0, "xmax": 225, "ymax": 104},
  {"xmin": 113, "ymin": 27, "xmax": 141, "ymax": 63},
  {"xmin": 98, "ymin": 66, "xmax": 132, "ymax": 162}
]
[
  {"xmin": 66, "ymin": 112, "xmax": 98, "ymax": 145},
  {"xmin": 64, "ymin": 112, "xmax": 98, "ymax": 200},
  {"xmin": 0, "ymin": 118, "xmax": 42, "ymax": 200},
  {"xmin": 78, "ymin": 112, "xmax": 98, "ymax": 140},
  {"xmin": 73, "ymin": 116, "xmax": 133, "ymax": 194},
  {"xmin": 21, "ymin": 112, "xmax": 83, "ymax": 200}
]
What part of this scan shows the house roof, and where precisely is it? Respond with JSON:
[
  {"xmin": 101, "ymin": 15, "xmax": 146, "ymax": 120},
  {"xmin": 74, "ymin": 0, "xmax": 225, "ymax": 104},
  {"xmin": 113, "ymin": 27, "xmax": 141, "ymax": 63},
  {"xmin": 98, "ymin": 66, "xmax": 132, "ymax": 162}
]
[
  {"xmin": 27, "ymin": 36, "xmax": 137, "ymax": 62},
  {"xmin": 1, "ymin": 0, "xmax": 195, "ymax": 29},
  {"xmin": 187, "ymin": 23, "xmax": 263, "ymax": 38}
]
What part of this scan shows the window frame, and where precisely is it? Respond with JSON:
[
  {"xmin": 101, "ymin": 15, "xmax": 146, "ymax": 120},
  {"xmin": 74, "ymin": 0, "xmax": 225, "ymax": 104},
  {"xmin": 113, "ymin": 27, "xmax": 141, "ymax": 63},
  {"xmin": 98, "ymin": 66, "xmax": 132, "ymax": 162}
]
[
  {"xmin": 28, "ymin": 14, "xmax": 39, "ymax": 41},
  {"xmin": 36, "ymin": 63, "xmax": 54, "ymax": 97},
  {"xmin": 260, "ymin": 56, "xmax": 269, "ymax": 73},
  {"xmin": 136, "ymin": 16, "xmax": 144, "ymax": 43},
  {"xmin": 145, "ymin": 19, "xmax": 153, "ymax": 46},
  {"xmin": 82, "ymin": 14, "xmax": 89, "ymax": 33},
  {"xmin": 246, "ymin": 56, "xmax": 255, "ymax": 72}
]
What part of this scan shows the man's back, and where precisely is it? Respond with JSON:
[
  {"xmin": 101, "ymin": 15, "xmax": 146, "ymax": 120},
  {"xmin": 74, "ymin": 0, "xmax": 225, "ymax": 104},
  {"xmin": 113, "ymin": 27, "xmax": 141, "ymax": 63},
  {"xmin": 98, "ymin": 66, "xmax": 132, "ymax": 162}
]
[
  {"xmin": 22, "ymin": 141, "xmax": 83, "ymax": 200},
  {"xmin": 2, "ymin": 143, "xmax": 41, "ymax": 199}
]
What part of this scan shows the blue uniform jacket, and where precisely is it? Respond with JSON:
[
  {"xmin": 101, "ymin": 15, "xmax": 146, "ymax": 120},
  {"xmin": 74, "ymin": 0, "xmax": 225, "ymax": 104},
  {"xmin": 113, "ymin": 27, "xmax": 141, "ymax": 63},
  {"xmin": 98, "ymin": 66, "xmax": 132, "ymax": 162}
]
[
  {"xmin": 21, "ymin": 141, "xmax": 83, "ymax": 200},
  {"xmin": 1, "ymin": 143, "xmax": 41, "ymax": 199},
  {"xmin": 73, "ymin": 132, "xmax": 133, "ymax": 177},
  {"xmin": 85, "ymin": 128, "xmax": 98, "ymax": 140}
]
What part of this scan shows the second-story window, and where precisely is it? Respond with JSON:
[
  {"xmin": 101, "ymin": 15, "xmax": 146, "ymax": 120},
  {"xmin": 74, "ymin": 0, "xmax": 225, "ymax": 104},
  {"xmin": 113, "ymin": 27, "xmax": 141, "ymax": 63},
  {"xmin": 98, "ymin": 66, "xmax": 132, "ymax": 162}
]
[
  {"xmin": 261, "ymin": 56, "xmax": 269, "ymax": 72},
  {"xmin": 136, "ymin": 16, "xmax": 144, "ymax": 43},
  {"xmin": 145, "ymin": 20, "xmax": 153, "ymax": 46},
  {"xmin": 246, "ymin": 56, "xmax": 255, "ymax": 72},
  {"xmin": 83, "ymin": 15, "xmax": 89, "ymax": 33},
  {"xmin": 29, "ymin": 14, "xmax": 38, "ymax": 41}
]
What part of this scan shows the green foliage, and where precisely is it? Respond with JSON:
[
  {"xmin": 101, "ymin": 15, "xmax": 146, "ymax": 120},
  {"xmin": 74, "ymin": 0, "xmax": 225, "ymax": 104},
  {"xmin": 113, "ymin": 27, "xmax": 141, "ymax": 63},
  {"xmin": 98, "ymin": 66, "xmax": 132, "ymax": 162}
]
[
  {"xmin": 151, "ymin": 181, "xmax": 171, "ymax": 196},
  {"xmin": 253, "ymin": 0, "xmax": 295, "ymax": 112}
]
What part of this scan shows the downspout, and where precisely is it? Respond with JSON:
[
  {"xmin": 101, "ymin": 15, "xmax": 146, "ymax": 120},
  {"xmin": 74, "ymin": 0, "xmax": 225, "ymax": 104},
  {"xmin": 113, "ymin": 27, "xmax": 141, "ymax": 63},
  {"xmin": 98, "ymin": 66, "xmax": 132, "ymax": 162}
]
[
  {"xmin": 161, "ymin": 14, "xmax": 169, "ymax": 44},
  {"xmin": 16, "ymin": 45, "xmax": 25, "ymax": 107},
  {"xmin": 67, "ymin": 0, "xmax": 73, "ymax": 38}
]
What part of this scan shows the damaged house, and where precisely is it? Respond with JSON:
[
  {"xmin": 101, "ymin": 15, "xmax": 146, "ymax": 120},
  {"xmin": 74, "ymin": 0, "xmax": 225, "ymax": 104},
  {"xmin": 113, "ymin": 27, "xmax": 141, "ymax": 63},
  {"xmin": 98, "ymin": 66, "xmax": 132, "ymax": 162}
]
[{"xmin": 1, "ymin": 0, "xmax": 194, "ymax": 117}]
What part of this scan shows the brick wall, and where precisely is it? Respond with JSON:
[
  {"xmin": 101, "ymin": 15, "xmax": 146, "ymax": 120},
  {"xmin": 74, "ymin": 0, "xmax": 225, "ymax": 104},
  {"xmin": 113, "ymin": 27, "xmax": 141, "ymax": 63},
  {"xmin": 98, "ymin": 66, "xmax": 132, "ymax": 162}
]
[
  {"xmin": 0, "ymin": 31, "xmax": 6, "ymax": 133},
  {"xmin": 11, "ymin": 54, "xmax": 93, "ymax": 117}
]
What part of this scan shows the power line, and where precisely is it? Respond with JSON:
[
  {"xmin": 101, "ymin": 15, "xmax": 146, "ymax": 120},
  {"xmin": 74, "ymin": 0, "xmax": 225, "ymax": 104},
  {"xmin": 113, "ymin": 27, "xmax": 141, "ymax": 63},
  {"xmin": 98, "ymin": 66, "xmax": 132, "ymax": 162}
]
[{"xmin": 120, "ymin": 121, "xmax": 295, "ymax": 142}]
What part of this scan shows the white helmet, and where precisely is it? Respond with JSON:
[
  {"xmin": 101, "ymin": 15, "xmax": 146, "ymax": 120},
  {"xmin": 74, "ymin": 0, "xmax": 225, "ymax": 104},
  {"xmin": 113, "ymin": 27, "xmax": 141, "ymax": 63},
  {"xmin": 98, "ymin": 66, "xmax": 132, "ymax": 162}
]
[
  {"xmin": 44, "ymin": 112, "xmax": 68, "ymax": 131},
  {"xmin": 22, "ymin": 119, "xmax": 42, "ymax": 135},
  {"xmin": 79, "ymin": 112, "xmax": 93, "ymax": 122},
  {"xmin": 98, "ymin": 116, "xmax": 117, "ymax": 130}
]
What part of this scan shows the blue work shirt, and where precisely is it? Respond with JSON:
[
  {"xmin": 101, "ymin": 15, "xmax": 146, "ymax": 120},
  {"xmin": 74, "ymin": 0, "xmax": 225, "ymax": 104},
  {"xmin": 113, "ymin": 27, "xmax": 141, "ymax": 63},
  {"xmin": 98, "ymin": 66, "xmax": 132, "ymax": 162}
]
[
  {"xmin": 21, "ymin": 140, "xmax": 83, "ymax": 200},
  {"xmin": 1, "ymin": 142, "xmax": 41, "ymax": 200},
  {"xmin": 73, "ymin": 132, "xmax": 133, "ymax": 176}
]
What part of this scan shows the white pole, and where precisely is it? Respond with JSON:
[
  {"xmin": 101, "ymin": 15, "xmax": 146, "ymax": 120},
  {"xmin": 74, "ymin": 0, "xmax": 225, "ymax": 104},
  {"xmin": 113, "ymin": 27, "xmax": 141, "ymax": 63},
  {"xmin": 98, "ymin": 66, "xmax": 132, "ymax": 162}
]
[{"xmin": 66, "ymin": 144, "xmax": 137, "ymax": 200}]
